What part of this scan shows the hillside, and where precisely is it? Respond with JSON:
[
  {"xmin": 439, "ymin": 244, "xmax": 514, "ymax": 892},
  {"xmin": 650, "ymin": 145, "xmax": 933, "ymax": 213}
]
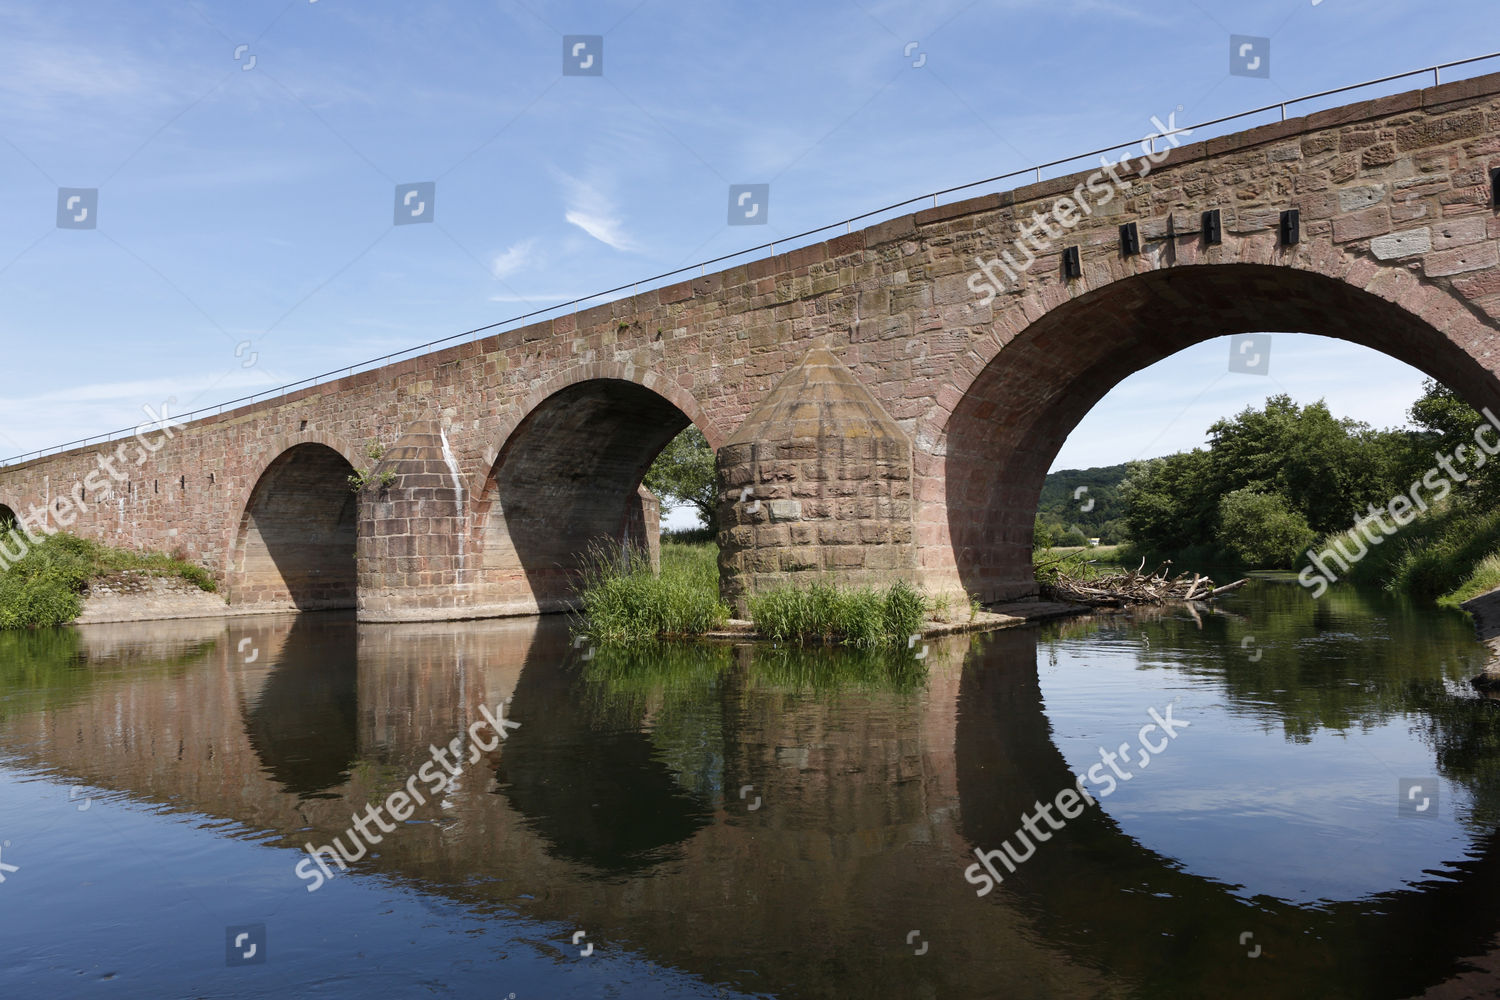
[{"xmin": 1036, "ymin": 463, "xmax": 1132, "ymax": 545}]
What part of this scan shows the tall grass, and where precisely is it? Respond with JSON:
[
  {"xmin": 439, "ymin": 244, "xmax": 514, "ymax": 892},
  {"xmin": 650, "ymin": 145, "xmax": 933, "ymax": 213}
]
[
  {"xmin": 1312, "ymin": 501, "xmax": 1500, "ymax": 601},
  {"xmin": 1442, "ymin": 552, "xmax": 1500, "ymax": 609},
  {"xmin": 572, "ymin": 539, "xmax": 730, "ymax": 642},
  {"xmin": 0, "ymin": 530, "xmax": 217, "ymax": 631},
  {"xmin": 749, "ymin": 579, "xmax": 927, "ymax": 647}
]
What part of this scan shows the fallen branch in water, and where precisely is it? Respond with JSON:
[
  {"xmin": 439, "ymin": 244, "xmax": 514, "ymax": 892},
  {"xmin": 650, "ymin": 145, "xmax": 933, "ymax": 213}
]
[{"xmin": 1040, "ymin": 558, "xmax": 1248, "ymax": 607}]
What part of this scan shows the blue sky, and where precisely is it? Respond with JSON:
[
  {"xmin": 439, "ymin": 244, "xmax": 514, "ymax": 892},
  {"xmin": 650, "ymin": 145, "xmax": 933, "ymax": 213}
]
[{"xmin": 0, "ymin": 0, "xmax": 1492, "ymax": 483}]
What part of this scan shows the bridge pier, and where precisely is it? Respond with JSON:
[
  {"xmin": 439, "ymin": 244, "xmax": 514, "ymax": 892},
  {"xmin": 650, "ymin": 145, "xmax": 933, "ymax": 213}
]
[
  {"xmin": 357, "ymin": 420, "xmax": 473, "ymax": 622},
  {"xmin": 717, "ymin": 349, "xmax": 920, "ymax": 615}
]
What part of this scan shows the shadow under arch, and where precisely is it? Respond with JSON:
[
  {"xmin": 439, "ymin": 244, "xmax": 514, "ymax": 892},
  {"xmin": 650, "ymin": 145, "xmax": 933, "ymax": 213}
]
[
  {"xmin": 474, "ymin": 378, "xmax": 699, "ymax": 613},
  {"xmin": 955, "ymin": 627, "xmax": 1500, "ymax": 998},
  {"xmin": 232, "ymin": 443, "xmax": 358, "ymax": 610},
  {"xmin": 241, "ymin": 615, "xmax": 360, "ymax": 800},
  {"xmin": 938, "ymin": 262, "xmax": 1500, "ymax": 602}
]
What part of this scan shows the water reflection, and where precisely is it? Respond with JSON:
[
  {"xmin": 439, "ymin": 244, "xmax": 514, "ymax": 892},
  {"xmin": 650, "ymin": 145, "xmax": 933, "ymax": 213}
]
[
  {"xmin": 0, "ymin": 579, "xmax": 1496, "ymax": 998},
  {"xmin": 498, "ymin": 641, "xmax": 720, "ymax": 875},
  {"xmin": 245, "ymin": 616, "xmax": 359, "ymax": 800}
]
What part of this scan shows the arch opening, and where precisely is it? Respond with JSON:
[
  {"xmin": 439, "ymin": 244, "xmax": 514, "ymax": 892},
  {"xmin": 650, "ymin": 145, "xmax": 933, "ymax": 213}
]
[
  {"xmin": 233, "ymin": 444, "xmax": 358, "ymax": 610},
  {"xmin": 474, "ymin": 379, "xmax": 700, "ymax": 614},
  {"xmin": 0, "ymin": 504, "xmax": 16, "ymax": 532},
  {"xmin": 937, "ymin": 263, "xmax": 1500, "ymax": 603}
]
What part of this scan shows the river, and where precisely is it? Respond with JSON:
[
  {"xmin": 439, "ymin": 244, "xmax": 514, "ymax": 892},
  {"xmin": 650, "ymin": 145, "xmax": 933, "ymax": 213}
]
[{"xmin": 1, "ymin": 577, "xmax": 1497, "ymax": 998}]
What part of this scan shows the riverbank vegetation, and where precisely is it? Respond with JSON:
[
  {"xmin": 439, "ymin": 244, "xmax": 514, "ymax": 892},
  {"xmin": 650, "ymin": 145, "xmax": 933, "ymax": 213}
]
[
  {"xmin": 0, "ymin": 530, "xmax": 216, "ymax": 630},
  {"xmin": 573, "ymin": 538, "xmax": 730, "ymax": 642},
  {"xmin": 749, "ymin": 579, "xmax": 928, "ymax": 647},
  {"xmin": 571, "ymin": 538, "xmax": 945, "ymax": 647},
  {"xmin": 1089, "ymin": 383, "xmax": 1500, "ymax": 605}
]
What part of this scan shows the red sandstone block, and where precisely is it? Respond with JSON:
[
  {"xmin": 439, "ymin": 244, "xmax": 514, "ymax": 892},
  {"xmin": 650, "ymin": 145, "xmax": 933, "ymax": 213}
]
[
  {"xmin": 747, "ymin": 256, "xmax": 779, "ymax": 281},
  {"xmin": 1425, "ymin": 242, "xmax": 1498, "ymax": 277},
  {"xmin": 827, "ymin": 231, "xmax": 865, "ymax": 257},
  {"xmin": 864, "ymin": 214, "xmax": 916, "ymax": 247},
  {"xmin": 1332, "ymin": 206, "xmax": 1390, "ymax": 242},
  {"xmin": 1308, "ymin": 90, "xmax": 1421, "ymax": 133},
  {"xmin": 1432, "ymin": 216, "xmax": 1488, "ymax": 249},
  {"xmin": 915, "ymin": 193, "xmax": 1001, "ymax": 228},
  {"xmin": 1298, "ymin": 191, "xmax": 1341, "ymax": 219},
  {"xmin": 1397, "ymin": 112, "xmax": 1486, "ymax": 151},
  {"xmin": 786, "ymin": 243, "xmax": 828, "ymax": 270},
  {"xmin": 1207, "ymin": 117, "xmax": 1306, "ymax": 159},
  {"xmin": 1425, "ymin": 72, "xmax": 1500, "ymax": 109}
]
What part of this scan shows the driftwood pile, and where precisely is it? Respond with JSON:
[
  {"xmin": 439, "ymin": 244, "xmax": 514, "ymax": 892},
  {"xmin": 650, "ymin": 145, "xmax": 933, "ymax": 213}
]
[{"xmin": 1042, "ymin": 557, "xmax": 1247, "ymax": 607}]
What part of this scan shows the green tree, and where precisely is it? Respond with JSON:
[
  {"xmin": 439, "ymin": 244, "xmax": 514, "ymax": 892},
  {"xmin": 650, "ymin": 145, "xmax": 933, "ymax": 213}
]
[
  {"xmin": 643, "ymin": 426, "xmax": 718, "ymax": 532},
  {"xmin": 1205, "ymin": 394, "xmax": 1385, "ymax": 535},
  {"xmin": 1097, "ymin": 518, "xmax": 1128, "ymax": 545},
  {"xmin": 1120, "ymin": 394, "xmax": 1430, "ymax": 562},
  {"xmin": 1215, "ymin": 489, "xmax": 1316, "ymax": 568},
  {"xmin": 1408, "ymin": 378, "xmax": 1498, "ymax": 500},
  {"xmin": 1119, "ymin": 450, "xmax": 1218, "ymax": 556},
  {"xmin": 1035, "ymin": 464, "xmax": 1131, "ymax": 535}
]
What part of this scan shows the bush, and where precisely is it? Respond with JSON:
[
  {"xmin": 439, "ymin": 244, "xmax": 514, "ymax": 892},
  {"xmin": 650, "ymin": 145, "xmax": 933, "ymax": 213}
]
[
  {"xmin": 1216, "ymin": 489, "xmax": 1316, "ymax": 569},
  {"xmin": 749, "ymin": 578, "xmax": 927, "ymax": 647},
  {"xmin": 0, "ymin": 529, "xmax": 216, "ymax": 630},
  {"xmin": 573, "ymin": 540, "xmax": 729, "ymax": 642}
]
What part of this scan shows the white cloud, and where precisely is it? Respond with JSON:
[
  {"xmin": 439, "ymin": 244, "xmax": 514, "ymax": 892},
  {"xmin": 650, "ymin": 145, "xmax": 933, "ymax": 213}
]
[
  {"xmin": 564, "ymin": 208, "xmax": 639, "ymax": 252},
  {"xmin": 560, "ymin": 174, "xmax": 641, "ymax": 252},
  {"xmin": 490, "ymin": 239, "xmax": 536, "ymax": 279}
]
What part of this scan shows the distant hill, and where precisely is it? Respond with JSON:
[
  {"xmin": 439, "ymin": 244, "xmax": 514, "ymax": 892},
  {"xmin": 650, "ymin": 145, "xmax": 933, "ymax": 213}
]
[{"xmin": 1036, "ymin": 463, "xmax": 1133, "ymax": 543}]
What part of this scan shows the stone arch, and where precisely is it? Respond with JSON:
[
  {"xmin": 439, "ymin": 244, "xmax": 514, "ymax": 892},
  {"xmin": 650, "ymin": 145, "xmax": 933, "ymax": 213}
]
[
  {"xmin": 475, "ymin": 362, "xmax": 725, "ymax": 492},
  {"xmin": 470, "ymin": 375, "xmax": 710, "ymax": 615},
  {"xmin": 923, "ymin": 256, "xmax": 1500, "ymax": 603},
  {"xmin": 0, "ymin": 503, "xmax": 16, "ymax": 531},
  {"xmin": 230, "ymin": 442, "xmax": 360, "ymax": 611}
]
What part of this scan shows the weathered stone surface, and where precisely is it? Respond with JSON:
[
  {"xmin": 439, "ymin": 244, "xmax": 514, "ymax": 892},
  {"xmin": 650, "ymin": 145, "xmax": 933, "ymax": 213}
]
[
  {"xmin": 716, "ymin": 348, "xmax": 915, "ymax": 612},
  {"xmin": 1433, "ymin": 216, "xmax": 1489, "ymax": 250},
  {"xmin": 1425, "ymin": 243, "xmax": 1499, "ymax": 277},
  {"xmin": 1338, "ymin": 184, "xmax": 1385, "ymax": 211},
  {"xmin": 1371, "ymin": 228, "xmax": 1433, "ymax": 259}
]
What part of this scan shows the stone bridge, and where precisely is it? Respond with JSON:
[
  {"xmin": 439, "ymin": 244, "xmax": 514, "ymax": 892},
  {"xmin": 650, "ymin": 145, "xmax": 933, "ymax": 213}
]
[{"xmin": 2, "ymin": 71, "xmax": 1499, "ymax": 622}]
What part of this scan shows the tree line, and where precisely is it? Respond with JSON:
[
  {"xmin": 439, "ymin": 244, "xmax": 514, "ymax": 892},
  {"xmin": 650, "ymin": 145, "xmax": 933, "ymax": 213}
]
[{"xmin": 1112, "ymin": 382, "xmax": 1500, "ymax": 585}]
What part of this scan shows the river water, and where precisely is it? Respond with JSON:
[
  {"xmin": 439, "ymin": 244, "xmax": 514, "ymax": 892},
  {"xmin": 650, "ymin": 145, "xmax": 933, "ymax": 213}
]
[{"xmin": 1, "ymin": 577, "xmax": 1498, "ymax": 999}]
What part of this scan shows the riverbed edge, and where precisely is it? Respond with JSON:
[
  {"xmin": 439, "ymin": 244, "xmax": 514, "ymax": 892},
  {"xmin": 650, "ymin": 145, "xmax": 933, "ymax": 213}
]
[
  {"xmin": 698, "ymin": 599, "xmax": 1090, "ymax": 643},
  {"xmin": 1459, "ymin": 586, "xmax": 1500, "ymax": 691}
]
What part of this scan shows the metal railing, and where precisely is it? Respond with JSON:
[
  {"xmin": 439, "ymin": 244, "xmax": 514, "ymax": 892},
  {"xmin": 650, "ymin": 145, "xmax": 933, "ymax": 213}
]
[{"xmin": 5, "ymin": 50, "xmax": 1499, "ymax": 468}]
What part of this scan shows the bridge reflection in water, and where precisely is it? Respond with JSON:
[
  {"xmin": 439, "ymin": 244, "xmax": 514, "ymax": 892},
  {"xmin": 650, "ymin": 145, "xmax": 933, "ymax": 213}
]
[{"xmin": 2, "ymin": 587, "xmax": 1499, "ymax": 998}]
